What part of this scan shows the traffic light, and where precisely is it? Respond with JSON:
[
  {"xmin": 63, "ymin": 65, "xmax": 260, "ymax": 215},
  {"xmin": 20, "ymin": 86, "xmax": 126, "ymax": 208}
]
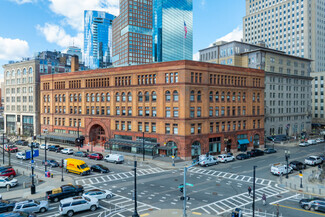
[
  {"xmin": 75, "ymin": 138, "xmax": 81, "ymax": 146},
  {"xmin": 179, "ymin": 184, "xmax": 184, "ymax": 193},
  {"xmin": 180, "ymin": 196, "xmax": 190, "ymax": 201}
]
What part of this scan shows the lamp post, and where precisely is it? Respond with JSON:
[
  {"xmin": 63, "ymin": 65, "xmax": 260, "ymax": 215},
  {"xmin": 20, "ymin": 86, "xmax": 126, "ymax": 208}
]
[
  {"xmin": 142, "ymin": 132, "xmax": 145, "ymax": 161},
  {"xmin": 252, "ymin": 166, "xmax": 257, "ymax": 217},
  {"xmin": 132, "ymin": 161, "xmax": 139, "ymax": 217},
  {"xmin": 77, "ymin": 124, "xmax": 80, "ymax": 151},
  {"xmin": 61, "ymin": 159, "xmax": 64, "ymax": 182},
  {"xmin": 299, "ymin": 170, "xmax": 303, "ymax": 188},
  {"xmin": 31, "ymin": 134, "xmax": 36, "ymax": 194},
  {"xmin": 285, "ymin": 150, "xmax": 290, "ymax": 179},
  {"xmin": 2, "ymin": 132, "xmax": 4, "ymax": 165},
  {"xmin": 45, "ymin": 137, "xmax": 47, "ymax": 172}
]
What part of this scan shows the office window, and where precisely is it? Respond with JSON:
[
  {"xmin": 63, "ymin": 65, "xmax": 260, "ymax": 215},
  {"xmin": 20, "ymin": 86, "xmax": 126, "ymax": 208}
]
[
  {"xmin": 173, "ymin": 124, "xmax": 178, "ymax": 134},
  {"xmin": 173, "ymin": 107, "xmax": 179, "ymax": 117},
  {"xmin": 165, "ymin": 123, "xmax": 170, "ymax": 134}
]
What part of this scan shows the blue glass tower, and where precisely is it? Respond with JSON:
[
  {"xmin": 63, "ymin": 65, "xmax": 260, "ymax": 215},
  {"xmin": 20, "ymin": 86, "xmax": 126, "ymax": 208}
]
[
  {"xmin": 153, "ymin": 0, "xmax": 193, "ymax": 62},
  {"xmin": 84, "ymin": 10, "xmax": 115, "ymax": 69}
]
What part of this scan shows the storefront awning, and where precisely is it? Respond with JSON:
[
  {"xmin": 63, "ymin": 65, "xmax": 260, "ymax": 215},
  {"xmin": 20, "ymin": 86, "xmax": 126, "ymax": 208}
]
[
  {"xmin": 238, "ymin": 139, "xmax": 250, "ymax": 145},
  {"xmin": 108, "ymin": 139, "xmax": 159, "ymax": 149}
]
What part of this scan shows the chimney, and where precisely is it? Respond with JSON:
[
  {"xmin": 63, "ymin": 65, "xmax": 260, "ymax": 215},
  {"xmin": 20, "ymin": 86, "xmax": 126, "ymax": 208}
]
[{"xmin": 71, "ymin": 55, "xmax": 79, "ymax": 72}]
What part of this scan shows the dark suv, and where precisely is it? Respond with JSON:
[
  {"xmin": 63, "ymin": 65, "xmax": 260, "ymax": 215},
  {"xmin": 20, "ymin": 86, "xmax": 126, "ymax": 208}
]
[
  {"xmin": 289, "ymin": 161, "xmax": 306, "ymax": 170},
  {"xmin": 48, "ymin": 145, "xmax": 61, "ymax": 152},
  {"xmin": 249, "ymin": 149, "xmax": 264, "ymax": 157},
  {"xmin": 300, "ymin": 198, "xmax": 325, "ymax": 212}
]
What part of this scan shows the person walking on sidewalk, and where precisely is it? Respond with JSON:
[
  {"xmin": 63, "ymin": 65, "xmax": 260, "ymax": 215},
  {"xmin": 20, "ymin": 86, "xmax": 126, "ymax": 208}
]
[
  {"xmin": 248, "ymin": 186, "xmax": 252, "ymax": 197},
  {"xmin": 262, "ymin": 193, "xmax": 267, "ymax": 205}
]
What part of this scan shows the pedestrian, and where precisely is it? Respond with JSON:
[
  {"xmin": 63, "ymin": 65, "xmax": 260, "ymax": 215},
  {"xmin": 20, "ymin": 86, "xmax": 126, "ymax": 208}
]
[
  {"xmin": 248, "ymin": 186, "xmax": 252, "ymax": 197},
  {"xmin": 262, "ymin": 193, "xmax": 266, "ymax": 205}
]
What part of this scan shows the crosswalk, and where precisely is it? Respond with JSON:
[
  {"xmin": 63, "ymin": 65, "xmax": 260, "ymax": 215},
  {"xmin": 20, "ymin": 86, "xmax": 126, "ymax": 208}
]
[
  {"xmin": 76, "ymin": 168, "xmax": 165, "ymax": 185},
  {"xmin": 188, "ymin": 167, "xmax": 274, "ymax": 186},
  {"xmin": 192, "ymin": 184, "xmax": 289, "ymax": 216}
]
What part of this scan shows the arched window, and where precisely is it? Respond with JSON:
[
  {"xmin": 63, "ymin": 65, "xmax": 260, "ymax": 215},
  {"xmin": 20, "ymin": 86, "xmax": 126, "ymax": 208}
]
[
  {"xmin": 78, "ymin": 94, "xmax": 82, "ymax": 102},
  {"xmin": 70, "ymin": 94, "xmax": 73, "ymax": 102},
  {"xmin": 59, "ymin": 94, "xmax": 62, "ymax": 102},
  {"xmin": 145, "ymin": 92, "xmax": 150, "ymax": 102},
  {"xmin": 165, "ymin": 91, "xmax": 171, "ymax": 102},
  {"xmin": 96, "ymin": 93, "xmax": 100, "ymax": 102},
  {"xmin": 86, "ymin": 94, "xmax": 90, "ymax": 102},
  {"xmin": 122, "ymin": 92, "xmax": 126, "ymax": 102},
  {"xmin": 6, "ymin": 71, "xmax": 10, "ymax": 77},
  {"xmin": 101, "ymin": 93, "xmax": 105, "ymax": 102},
  {"xmin": 209, "ymin": 91, "xmax": 213, "ymax": 102},
  {"xmin": 17, "ymin": 69, "xmax": 21, "ymax": 76},
  {"xmin": 47, "ymin": 95, "xmax": 50, "ymax": 102},
  {"xmin": 11, "ymin": 70, "xmax": 15, "ymax": 77},
  {"xmin": 227, "ymin": 92, "xmax": 230, "ymax": 102},
  {"xmin": 107, "ymin": 93, "xmax": 110, "ymax": 102},
  {"xmin": 43, "ymin": 95, "xmax": 47, "ymax": 102},
  {"xmin": 74, "ymin": 94, "xmax": 78, "ymax": 102},
  {"xmin": 152, "ymin": 91, "xmax": 156, "ymax": 102},
  {"xmin": 197, "ymin": 91, "xmax": 201, "ymax": 101},
  {"xmin": 116, "ymin": 93, "xmax": 120, "ymax": 102},
  {"xmin": 221, "ymin": 92, "xmax": 225, "ymax": 101},
  {"xmin": 215, "ymin": 92, "xmax": 219, "ymax": 102},
  {"xmin": 253, "ymin": 93, "xmax": 256, "ymax": 102},
  {"xmin": 63, "ymin": 94, "xmax": 65, "ymax": 102},
  {"xmin": 128, "ymin": 92, "xmax": 132, "ymax": 102},
  {"xmin": 243, "ymin": 92, "xmax": 246, "ymax": 101},
  {"xmin": 23, "ymin": 68, "xmax": 27, "ymax": 75},
  {"xmin": 91, "ymin": 93, "xmax": 95, "ymax": 102},
  {"xmin": 232, "ymin": 92, "xmax": 236, "ymax": 102},
  {"xmin": 55, "ymin": 95, "xmax": 58, "ymax": 102},
  {"xmin": 190, "ymin": 90, "xmax": 195, "ymax": 102},
  {"xmin": 138, "ymin": 92, "xmax": 143, "ymax": 102},
  {"xmin": 29, "ymin": 67, "xmax": 33, "ymax": 74},
  {"xmin": 238, "ymin": 92, "xmax": 241, "ymax": 101},
  {"xmin": 173, "ymin": 90, "xmax": 179, "ymax": 102}
]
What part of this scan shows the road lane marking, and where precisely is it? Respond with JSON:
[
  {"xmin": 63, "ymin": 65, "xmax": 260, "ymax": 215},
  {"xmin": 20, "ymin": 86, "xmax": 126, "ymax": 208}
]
[
  {"xmin": 270, "ymin": 194, "xmax": 300, "ymax": 205},
  {"xmin": 272, "ymin": 204, "xmax": 325, "ymax": 216}
]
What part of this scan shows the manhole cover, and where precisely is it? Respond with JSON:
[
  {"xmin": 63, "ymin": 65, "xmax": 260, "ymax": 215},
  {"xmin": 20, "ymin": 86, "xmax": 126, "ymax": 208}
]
[
  {"xmin": 216, "ymin": 184, "xmax": 221, "ymax": 186},
  {"xmin": 277, "ymin": 195, "xmax": 282, "ymax": 198},
  {"xmin": 212, "ymin": 192, "xmax": 218, "ymax": 195},
  {"xmin": 174, "ymin": 179, "xmax": 178, "ymax": 181}
]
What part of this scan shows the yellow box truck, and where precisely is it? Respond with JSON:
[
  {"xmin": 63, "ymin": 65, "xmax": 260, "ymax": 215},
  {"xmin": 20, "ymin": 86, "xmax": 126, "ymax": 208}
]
[{"xmin": 64, "ymin": 158, "xmax": 90, "ymax": 176}]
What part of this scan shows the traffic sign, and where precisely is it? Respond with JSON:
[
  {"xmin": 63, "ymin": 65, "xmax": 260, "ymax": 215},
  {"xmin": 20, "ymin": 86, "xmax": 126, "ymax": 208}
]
[
  {"xmin": 186, "ymin": 183, "xmax": 193, "ymax": 187},
  {"xmin": 25, "ymin": 149, "xmax": 39, "ymax": 159}
]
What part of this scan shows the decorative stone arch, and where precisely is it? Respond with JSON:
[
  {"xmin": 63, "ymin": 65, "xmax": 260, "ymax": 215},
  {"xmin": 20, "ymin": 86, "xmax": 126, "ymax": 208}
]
[
  {"xmin": 166, "ymin": 141, "xmax": 178, "ymax": 157},
  {"xmin": 191, "ymin": 141, "xmax": 201, "ymax": 158},
  {"xmin": 86, "ymin": 120, "xmax": 110, "ymax": 145}
]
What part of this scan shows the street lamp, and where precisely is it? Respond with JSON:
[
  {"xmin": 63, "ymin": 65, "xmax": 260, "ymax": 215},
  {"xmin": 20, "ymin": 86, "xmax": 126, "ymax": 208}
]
[
  {"xmin": 142, "ymin": 132, "xmax": 145, "ymax": 161},
  {"xmin": 252, "ymin": 166, "xmax": 257, "ymax": 217},
  {"xmin": 285, "ymin": 150, "xmax": 290, "ymax": 179},
  {"xmin": 132, "ymin": 161, "xmax": 139, "ymax": 217},
  {"xmin": 2, "ymin": 132, "xmax": 5, "ymax": 165},
  {"xmin": 61, "ymin": 159, "xmax": 64, "ymax": 182},
  {"xmin": 31, "ymin": 134, "xmax": 36, "ymax": 194}
]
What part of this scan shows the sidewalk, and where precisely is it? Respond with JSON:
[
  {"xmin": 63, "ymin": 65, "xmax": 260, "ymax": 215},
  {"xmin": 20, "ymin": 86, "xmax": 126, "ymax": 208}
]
[{"xmin": 277, "ymin": 167, "xmax": 325, "ymax": 196}]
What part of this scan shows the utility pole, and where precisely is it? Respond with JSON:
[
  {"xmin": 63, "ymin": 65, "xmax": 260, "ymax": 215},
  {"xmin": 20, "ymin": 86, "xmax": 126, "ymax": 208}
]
[
  {"xmin": 61, "ymin": 159, "xmax": 64, "ymax": 182},
  {"xmin": 45, "ymin": 138, "xmax": 47, "ymax": 172},
  {"xmin": 142, "ymin": 132, "xmax": 145, "ymax": 161},
  {"xmin": 252, "ymin": 166, "xmax": 257, "ymax": 217},
  {"xmin": 285, "ymin": 150, "xmax": 290, "ymax": 179},
  {"xmin": 132, "ymin": 161, "xmax": 139, "ymax": 217},
  {"xmin": 31, "ymin": 136, "xmax": 35, "ymax": 194},
  {"xmin": 77, "ymin": 124, "xmax": 80, "ymax": 151},
  {"xmin": 2, "ymin": 133, "xmax": 4, "ymax": 165}
]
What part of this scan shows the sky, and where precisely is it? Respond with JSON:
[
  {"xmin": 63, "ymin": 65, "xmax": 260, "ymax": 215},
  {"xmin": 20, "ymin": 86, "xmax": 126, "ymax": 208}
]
[{"xmin": 0, "ymin": 0, "xmax": 245, "ymax": 78}]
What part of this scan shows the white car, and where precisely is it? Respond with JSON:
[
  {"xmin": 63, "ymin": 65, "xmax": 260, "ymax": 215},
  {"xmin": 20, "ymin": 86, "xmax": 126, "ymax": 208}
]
[
  {"xmin": 40, "ymin": 144, "xmax": 49, "ymax": 150},
  {"xmin": 0, "ymin": 177, "xmax": 18, "ymax": 188},
  {"xmin": 83, "ymin": 189, "xmax": 113, "ymax": 200},
  {"xmin": 299, "ymin": 142, "xmax": 309, "ymax": 147},
  {"xmin": 307, "ymin": 139, "xmax": 317, "ymax": 145},
  {"xmin": 61, "ymin": 148, "xmax": 74, "ymax": 155},
  {"xmin": 198, "ymin": 155, "xmax": 218, "ymax": 167},
  {"xmin": 59, "ymin": 196, "xmax": 98, "ymax": 217},
  {"xmin": 14, "ymin": 200, "xmax": 48, "ymax": 213},
  {"xmin": 270, "ymin": 163, "xmax": 293, "ymax": 175},
  {"xmin": 16, "ymin": 152, "xmax": 26, "ymax": 160},
  {"xmin": 104, "ymin": 154, "xmax": 124, "ymax": 164},
  {"xmin": 305, "ymin": 156, "xmax": 323, "ymax": 166},
  {"xmin": 316, "ymin": 138, "xmax": 324, "ymax": 143},
  {"xmin": 217, "ymin": 154, "xmax": 235, "ymax": 163}
]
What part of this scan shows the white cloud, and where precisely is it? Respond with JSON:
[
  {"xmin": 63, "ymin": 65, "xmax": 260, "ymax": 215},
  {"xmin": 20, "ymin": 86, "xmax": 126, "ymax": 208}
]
[
  {"xmin": 0, "ymin": 36, "xmax": 29, "ymax": 60},
  {"xmin": 210, "ymin": 26, "xmax": 243, "ymax": 46},
  {"xmin": 9, "ymin": 0, "xmax": 37, "ymax": 4},
  {"xmin": 36, "ymin": 23, "xmax": 83, "ymax": 48},
  {"xmin": 48, "ymin": 0, "xmax": 119, "ymax": 32},
  {"xmin": 193, "ymin": 52, "xmax": 200, "ymax": 61}
]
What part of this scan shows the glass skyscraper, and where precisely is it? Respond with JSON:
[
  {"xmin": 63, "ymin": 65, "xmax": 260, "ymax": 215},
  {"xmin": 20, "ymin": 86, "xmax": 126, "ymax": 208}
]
[
  {"xmin": 153, "ymin": 0, "xmax": 193, "ymax": 62},
  {"xmin": 84, "ymin": 10, "xmax": 115, "ymax": 69}
]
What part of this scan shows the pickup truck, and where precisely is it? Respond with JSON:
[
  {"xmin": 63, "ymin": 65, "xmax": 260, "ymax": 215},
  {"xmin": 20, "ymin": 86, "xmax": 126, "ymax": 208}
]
[
  {"xmin": 270, "ymin": 163, "xmax": 293, "ymax": 175},
  {"xmin": 46, "ymin": 184, "xmax": 84, "ymax": 202}
]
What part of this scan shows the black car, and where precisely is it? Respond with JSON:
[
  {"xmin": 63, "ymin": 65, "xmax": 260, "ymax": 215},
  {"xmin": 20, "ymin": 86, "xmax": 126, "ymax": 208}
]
[
  {"xmin": 73, "ymin": 151, "xmax": 88, "ymax": 157},
  {"xmin": 28, "ymin": 142, "xmax": 39, "ymax": 148},
  {"xmin": 289, "ymin": 161, "xmax": 306, "ymax": 170},
  {"xmin": 0, "ymin": 200, "xmax": 16, "ymax": 213},
  {"xmin": 15, "ymin": 140, "xmax": 28, "ymax": 146},
  {"xmin": 236, "ymin": 153, "xmax": 250, "ymax": 160},
  {"xmin": 264, "ymin": 148, "xmax": 277, "ymax": 154},
  {"xmin": 250, "ymin": 149, "xmax": 264, "ymax": 157},
  {"xmin": 48, "ymin": 145, "xmax": 63, "ymax": 152},
  {"xmin": 299, "ymin": 198, "xmax": 325, "ymax": 210},
  {"xmin": 310, "ymin": 200, "xmax": 325, "ymax": 212},
  {"xmin": 91, "ymin": 164, "xmax": 110, "ymax": 173},
  {"xmin": 42, "ymin": 159, "xmax": 59, "ymax": 167}
]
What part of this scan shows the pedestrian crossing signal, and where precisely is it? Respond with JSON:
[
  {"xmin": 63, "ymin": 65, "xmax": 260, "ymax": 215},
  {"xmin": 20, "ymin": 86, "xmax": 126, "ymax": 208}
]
[{"xmin": 180, "ymin": 196, "xmax": 190, "ymax": 201}]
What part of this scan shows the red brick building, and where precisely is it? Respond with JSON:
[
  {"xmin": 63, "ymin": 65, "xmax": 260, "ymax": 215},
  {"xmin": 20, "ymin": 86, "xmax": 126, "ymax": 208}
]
[{"xmin": 40, "ymin": 60, "xmax": 265, "ymax": 160}]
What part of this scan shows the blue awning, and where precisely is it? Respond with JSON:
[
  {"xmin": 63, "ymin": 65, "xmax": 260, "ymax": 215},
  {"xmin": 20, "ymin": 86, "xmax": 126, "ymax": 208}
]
[{"xmin": 238, "ymin": 139, "xmax": 250, "ymax": 145}]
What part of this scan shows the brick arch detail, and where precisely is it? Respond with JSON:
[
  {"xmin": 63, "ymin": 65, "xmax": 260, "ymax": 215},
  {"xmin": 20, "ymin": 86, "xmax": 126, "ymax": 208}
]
[{"xmin": 84, "ymin": 118, "xmax": 111, "ymax": 144}]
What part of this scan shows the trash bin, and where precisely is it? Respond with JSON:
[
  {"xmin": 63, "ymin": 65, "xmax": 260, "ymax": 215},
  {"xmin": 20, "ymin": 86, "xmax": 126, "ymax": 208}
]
[
  {"xmin": 87, "ymin": 149, "xmax": 89, "ymax": 152},
  {"xmin": 45, "ymin": 171, "xmax": 50, "ymax": 178}
]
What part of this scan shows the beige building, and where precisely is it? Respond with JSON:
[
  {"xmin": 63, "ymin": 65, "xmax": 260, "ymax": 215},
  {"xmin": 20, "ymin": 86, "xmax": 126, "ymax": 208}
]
[
  {"xmin": 243, "ymin": 0, "xmax": 325, "ymax": 73},
  {"xmin": 311, "ymin": 72, "xmax": 325, "ymax": 124},
  {"xmin": 199, "ymin": 41, "xmax": 312, "ymax": 137}
]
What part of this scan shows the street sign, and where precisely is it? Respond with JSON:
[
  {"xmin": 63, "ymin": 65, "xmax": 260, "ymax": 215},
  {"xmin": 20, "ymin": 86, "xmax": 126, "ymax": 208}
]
[
  {"xmin": 25, "ymin": 149, "xmax": 39, "ymax": 159},
  {"xmin": 172, "ymin": 146, "xmax": 177, "ymax": 149},
  {"xmin": 299, "ymin": 173, "xmax": 303, "ymax": 177},
  {"xmin": 186, "ymin": 183, "xmax": 193, "ymax": 187},
  {"xmin": 31, "ymin": 160, "xmax": 34, "ymax": 164}
]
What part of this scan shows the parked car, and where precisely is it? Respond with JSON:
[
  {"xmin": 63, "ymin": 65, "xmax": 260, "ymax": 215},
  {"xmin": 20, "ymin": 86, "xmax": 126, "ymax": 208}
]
[
  {"xmin": 0, "ymin": 168, "xmax": 16, "ymax": 178},
  {"xmin": 270, "ymin": 163, "xmax": 293, "ymax": 175},
  {"xmin": 309, "ymin": 200, "xmax": 325, "ymax": 212},
  {"xmin": 299, "ymin": 198, "xmax": 325, "ymax": 211},
  {"xmin": 90, "ymin": 164, "xmax": 110, "ymax": 173},
  {"xmin": 0, "ymin": 177, "xmax": 18, "ymax": 188},
  {"xmin": 5, "ymin": 145, "xmax": 18, "ymax": 153},
  {"xmin": 264, "ymin": 148, "xmax": 277, "ymax": 154},
  {"xmin": 40, "ymin": 144, "xmax": 49, "ymax": 150},
  {"xmin": 198, "ymin": 155, "xmax": 218, "ymax": 167},
  {"xmin": 104, "ymin": 154, "xmax": 124, "ymax": 164},
  {"xmin": 59, "ymin": 196, "xmax": 99, "ymax": 216},
  {"xmin": 15, "ymin": 140, "xmax": 28, "ymax": 146},
  {"xmin": 0, "ymin": 200, "xmax": 16, "ymax": 213},
  {"xmin": 28, "ymin": 143, "xmax": 39, "ymax": 148},
  {"xmin": 88, "ymin": 153, "xmax": 103, "ymax": 160},
  {"xmin": 83, "ymin": 189, "xmax": 113, "ymax": 200},
  {"xmin": 1, "ymin": 211, "xmax": 37, "ymax": 217},
  {"xmin": 16, "ymin": 152, "xmax": 26, "ymax": 160},
  {"xmin": 305, "ymin": 156, "xmax": 323, "ymax": 166},
  {"xmin": 61, "ymin": 148, "xmax": 74, "ymax": 155},
  {"xmin": 307, "ymin": 139, "xmax": 317, "ymax": 145},
  {"xmin": 289, "ymin": 161, "xmax": 307, "ymax": 170},
  {"xmin": 48, "ymin": 145, "xmax": 61, "ymax": 152},
  {"xmin": 299, "ymin": 142, "xmax": 309, "ymax": 147},
  {"xmin": 217, "ymin": 154, "xmax": 235, "ymax": 163},
  {"xmin": 319, "ymin": 154, "xmax": 325, "ymax": 161},
  {"xmin": 316, "ymin": 138, "xmax": 325, "ymax": 143},
  {"xmin": 250, "ymin": 149, "xmax": 265, "ymax": 157},
  {"xmin": 13, "ymin": 200, "xmax": 48, "ymax": 213},
  {"xmin": 236, "ymin": 153, "xmax": 250, "ymax": 160},
  {"xmin": 73, "ymin": 151, "xmax": 88, "ymax": 157},
  {"xmin": 42, "ymin": 159, "xmax": 59, "ymax": 167}
]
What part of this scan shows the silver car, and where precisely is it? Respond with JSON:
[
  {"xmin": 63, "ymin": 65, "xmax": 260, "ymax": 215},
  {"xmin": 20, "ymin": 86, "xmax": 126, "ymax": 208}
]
[{"xmin": 14, "ymin": 200, "xmax": 48, "ymax": 213}]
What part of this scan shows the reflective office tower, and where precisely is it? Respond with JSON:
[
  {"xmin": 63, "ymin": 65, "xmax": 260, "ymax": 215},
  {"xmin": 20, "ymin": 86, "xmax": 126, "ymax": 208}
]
[
  {"xmin": 63, "ymin": 46, "xmax": 83, "ymax": 64},
  {"xmin": 112, "ymin": 0, "xmax": 153, "ymax": 66},
  {"xmin": 153, "ymin": 0, "xmax": 193, "ymax": 62},
  {"xmin": 84, "ymin": 10, "xmax": 115, "ymax": 69},
  {"xmin": 243, "ymin": 0, "xmax": 325, "ymax": 72}
]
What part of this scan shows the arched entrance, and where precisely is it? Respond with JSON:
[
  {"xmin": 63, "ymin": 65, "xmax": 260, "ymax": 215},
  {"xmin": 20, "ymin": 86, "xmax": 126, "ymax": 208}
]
[
  {"xmin": 89, "ymin": 124, "xmax": 106, "ymax": 145},
  {"xmin": 191, "ymin": 141, "xmax": 201, "ymax": 158},
  {"xmin": 253, "ymin": 134, "xmax": 260, "ymax": 148},
  {"xmin": 166, "ymin": 141, "xmax": 177, "ymax": 157}
]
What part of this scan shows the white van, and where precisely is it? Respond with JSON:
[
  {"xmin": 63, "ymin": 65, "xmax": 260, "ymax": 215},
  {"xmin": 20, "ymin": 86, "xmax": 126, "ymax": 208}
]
[
  {"xmin": 198, "ymin": 155, "xmax": 218, "ymax": 167},
  {"xmin": 307, "ymin": 139, "xmax": 317, "ymax": 145},
  {"xmin": 104, "ymin": 154, "xmax": 124, "ymax": 164},
  {"xmin": 270, "ymin": 163, "xmax": 293, "ymax": 175}
]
